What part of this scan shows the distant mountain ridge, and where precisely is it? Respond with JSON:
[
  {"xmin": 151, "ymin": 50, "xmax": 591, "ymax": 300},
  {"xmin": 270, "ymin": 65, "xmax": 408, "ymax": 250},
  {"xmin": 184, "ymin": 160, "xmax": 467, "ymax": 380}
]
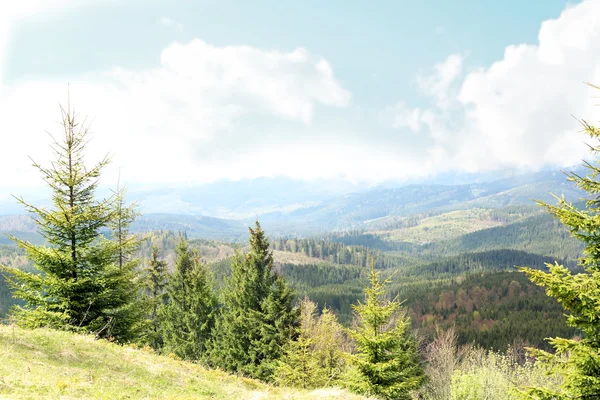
[
  {"xmin": 0, "ymin": 167, "xmax": 587, "ymax": 240},
  {"xmin": 257, "ymin": 168, "xmax": 585, "ymax": 234}
]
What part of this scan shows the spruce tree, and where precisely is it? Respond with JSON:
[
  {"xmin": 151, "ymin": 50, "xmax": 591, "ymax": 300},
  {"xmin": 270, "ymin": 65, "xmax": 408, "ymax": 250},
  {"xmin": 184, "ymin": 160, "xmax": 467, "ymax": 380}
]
[
  {"xmin": 144, "ymin": 243, "xmax": 168, "ymax": 350},
  {"xmin": 103, "ymin": 185, "xmax": 147, "ymax": 342},
  {"xmin": 160, "ymin": 237, "xmax": 216, "ymax": 361},
  {"xmin": 209, "ymin": 221, "xmax": 298, "ymax": 381},
  {"xmin": 519, "ymin": 110, "xmax": 600, "ymax": 399},
  {"xmin": 0, "ymin": 103, "xmax": 142, "ymax": 342},
  {"xmin": 346, "ymin": 263, "xmax": 425, "ymax": 400}
]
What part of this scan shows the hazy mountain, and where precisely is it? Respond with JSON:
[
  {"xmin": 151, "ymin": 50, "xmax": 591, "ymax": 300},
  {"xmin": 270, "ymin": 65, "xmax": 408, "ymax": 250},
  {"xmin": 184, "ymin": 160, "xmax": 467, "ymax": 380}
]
[
  {"xmin": 256, "ymin": 168, "xmax": 586, "ymax": 234},
  {"xmin": 127, "ymin": 177, "xmax": 369, "ymax": 218},
  {"xmin": 0, "ymin": 167, "xmax": 587, "ymax": 239},
  {"xmin": 131, "ymin": 213, "xmax": 248, "ymax": 242}
]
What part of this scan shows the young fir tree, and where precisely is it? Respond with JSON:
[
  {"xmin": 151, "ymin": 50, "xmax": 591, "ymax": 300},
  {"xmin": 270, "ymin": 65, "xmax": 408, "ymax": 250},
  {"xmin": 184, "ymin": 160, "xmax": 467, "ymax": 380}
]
[
  {"xmin": 209, "ymin": 221, "xmax": 298, "ymax": 381},
  {"xmin": 346, "ymin": 262, "xmax": 425, "ymax": 400},
  {"xmin": 315, "ymin": 306, "xmax": 349, "ymax": 384},
  {"xmin": 103, "ymin": 185, "xmax": 148, "ymax": 342},
  {"xmin": 0, "ymin": 104, "xmax": 142, "ymax": 342},
  {"xmin": 275, "ymin": 297, "xmax": 348, "ymax": 389},
  {"xmin": 518, "ymin": 107, "xmax": 600, "ymax": 399},
  {"xmin": 275, "ymin": 297, "xmax": 321, "ymax": 389},
  {"xmin": 160, "ymin": 237, "xmax": 216, "ymax": 361},
  {"xmin": 144, "ymin": 243, "xmax": 168, "ymax": 350}
]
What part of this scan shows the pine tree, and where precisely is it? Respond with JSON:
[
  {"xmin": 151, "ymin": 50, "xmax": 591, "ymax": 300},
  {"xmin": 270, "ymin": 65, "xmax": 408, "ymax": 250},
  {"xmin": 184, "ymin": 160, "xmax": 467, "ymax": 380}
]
[
  {"xmin": 346, "ymin": 262, "xmax": 425, "ymax": 400},
  {"xmin": 209, "ymin": 221, "xmax": 298, "ymax": 381},
  {"xmin": 519, "ymin": 103, "xmax": 600, "ymax": 399},
  {"xmin": 0, "ymin": 103, "xmax": 142, "ymax": 342},
  {"xmin": 144, "ymin": 242, "xmax": 168, "ymax": 350},
  {"xmin": 160, "ymin": 237, "xmax": 216, "ymax": 361}
]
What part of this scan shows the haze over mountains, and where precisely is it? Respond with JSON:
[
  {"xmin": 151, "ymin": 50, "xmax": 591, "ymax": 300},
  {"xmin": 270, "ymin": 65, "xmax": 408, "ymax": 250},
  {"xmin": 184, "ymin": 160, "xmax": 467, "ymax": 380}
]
[{"xmin": 0, "ymin": 166, "xmax": 585, "ymax": 242}]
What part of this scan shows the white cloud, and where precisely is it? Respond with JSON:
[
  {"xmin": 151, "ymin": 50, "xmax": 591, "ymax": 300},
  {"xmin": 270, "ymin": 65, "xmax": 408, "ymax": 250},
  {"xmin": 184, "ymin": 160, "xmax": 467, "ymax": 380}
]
[
  {"xmin": 4, "ymin": 0, "xmax": 600, "ymax": 192},
  {"xmin": 417, "ymin": 53, "xmax": 463, "ymax": 109},
  {"xmin": 380, "ymin": 103, "xmax": 434, "ymax": 133},
  {"xmin": 386, "ymin": 0, "xmax": 600, "ymax": 174},
  {"xmin": 0, "ymin": 38, "xmax": 351, "ymax": 188},
  {"xmin": 159, "ymin": 17, "xmax": 183, "ymax": 33}
]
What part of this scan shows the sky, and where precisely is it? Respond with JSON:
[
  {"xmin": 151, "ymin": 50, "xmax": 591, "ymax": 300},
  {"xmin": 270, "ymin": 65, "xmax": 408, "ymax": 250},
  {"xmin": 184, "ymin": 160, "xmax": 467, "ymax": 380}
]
[{"xmin": 1, "ymin": 0, "xmax": 599, "ymax": 192}]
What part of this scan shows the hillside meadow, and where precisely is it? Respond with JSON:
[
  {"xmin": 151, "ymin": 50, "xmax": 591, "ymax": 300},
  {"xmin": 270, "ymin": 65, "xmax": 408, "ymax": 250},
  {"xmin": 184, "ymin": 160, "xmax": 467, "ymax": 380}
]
[{"xmin": 0, "ymin": 325, "xmax": 369, "ymax": 400}]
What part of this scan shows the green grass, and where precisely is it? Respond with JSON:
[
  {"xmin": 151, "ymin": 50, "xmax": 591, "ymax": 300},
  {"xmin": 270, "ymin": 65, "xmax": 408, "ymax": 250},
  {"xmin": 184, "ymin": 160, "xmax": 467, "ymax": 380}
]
[
  {"xmin": 0, "ymin": 325, "xmax": 368, "ymax": 400},
  {"xmin": 381, "ymin": 209, "xmax": 525, "ymax": 244}
]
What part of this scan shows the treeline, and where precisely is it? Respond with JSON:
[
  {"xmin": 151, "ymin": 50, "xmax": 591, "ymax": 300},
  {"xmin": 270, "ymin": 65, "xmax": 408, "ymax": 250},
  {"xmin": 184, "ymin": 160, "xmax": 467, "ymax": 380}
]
[
  {"xmin": 363, "ymin": 205, "xmax": 539, "ymax": 232},
  {"xmin": 243, "ymin": 249, "xmax": 578, "ymax": 350},
  {"xmin": 271, "ymin": 237, "xmax": 399, "ymax": 269},
  {"xmin": 2, "ymin": 228, "xmax": 577, "ymax": 352},
  {"xmin": 398, "ymin": 271, "xmax": 579, "ymax": 351},
  {"xmin": 0, "ymin": 245, "xmax": 29, "ymax": 318},
  {"xmin": 296, "ymin": 270, "xmax": 577, "ymax": 351},
  {"xmin": 324, "ymin": 231, "xmax": 417, "ymax": 251},
  {"xmin": 403, "ymin": 249, "xmax": 577, "ymax": 278},
  {"xmin": 424, "ymin": 212, "xmax": 583, "ymax": 260},
  {"xmin": 199, "ymin": 246, "xmax": 579, "ymax": 350}
]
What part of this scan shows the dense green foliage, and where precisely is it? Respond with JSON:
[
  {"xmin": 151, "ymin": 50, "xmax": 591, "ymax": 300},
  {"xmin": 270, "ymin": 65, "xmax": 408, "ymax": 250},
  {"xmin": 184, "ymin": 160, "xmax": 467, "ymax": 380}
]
[
  {"xmin": 272, "ymin": 237, "xmax": 401, "ymax": 269},
  {"xmin": 425, "ymin": 212, "xmax": 583, "ymax": 260},
  {"xmin": 1, "ymin": 106, "xmax": 144, "ymax": 342},
  {"xmin": 401, "ymin": 271, "xmax": 579, "ymax": 351},
  {"xmin": 209, "ymin": 222, "xmax": 299, "ymax": 381},
  {"xmin": 345, "ymin": 264, "xmax": 425, "ymax": 399},
  {"xmin": 275, "ymin": 298, "xmax": 348, "ymax": 389},
  {"xmin": 160, "ymin": 238, "xmax": 217, "ymax": 361},
  {"xmin": 143, "ymin": 244, "xmax": 168, "ymax": 349},
  {"xmin": 0, "ymin": 245, "xmax": 28, "ymax": 318},
  {"xmin": 519, "ymin": 117, "xmax": 600, "ymax": 399}
]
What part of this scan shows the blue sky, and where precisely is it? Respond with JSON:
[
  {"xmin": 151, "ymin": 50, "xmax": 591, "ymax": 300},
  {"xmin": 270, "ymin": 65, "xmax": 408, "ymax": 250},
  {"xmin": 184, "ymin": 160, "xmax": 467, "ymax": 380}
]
[
  {"xmin": 0, "ymin": 0, "xmax": 597, "ymax": 190},
  {"xmin": 4, "ymin": 1, "xmax": 570, "ymax": 106}
]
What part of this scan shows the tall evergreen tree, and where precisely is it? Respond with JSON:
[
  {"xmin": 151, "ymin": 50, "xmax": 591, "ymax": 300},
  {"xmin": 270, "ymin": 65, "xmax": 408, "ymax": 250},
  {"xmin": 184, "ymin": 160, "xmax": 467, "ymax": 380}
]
[
  {"xmin": 0, "ymin": 103, "xmax": 142, "ymax": 342},
  {"xmin": 144, "ymin": 242, "xmax": 168, "ymax": 349},
  {"xmin": 109, "ymin": 183, "xmax": 139, "ymax": 271},
  {"xmin": 209, "ymin": 221, "xmax": 298, "ymax": 381},
  {"xmin": 519, "ymin": 101, "xmax": 600, "ymax": 399},
  {"xmin": 160, "ymin": 237, "xmax": 216, "ymax": 361},
  {"xmin": 346, "ymin": 262, "xmax": 425, "ymax": 400},
  {"xmin": 103, "ymin": 185, "xmax": 147, "ymax": 342}
]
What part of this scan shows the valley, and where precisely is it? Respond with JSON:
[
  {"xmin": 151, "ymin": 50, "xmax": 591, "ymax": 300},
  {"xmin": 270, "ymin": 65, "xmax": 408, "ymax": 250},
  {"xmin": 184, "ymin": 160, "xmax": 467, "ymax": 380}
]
[{"xmin": 0, "ymin": 168, "xmax": 585, "ymax": 352}]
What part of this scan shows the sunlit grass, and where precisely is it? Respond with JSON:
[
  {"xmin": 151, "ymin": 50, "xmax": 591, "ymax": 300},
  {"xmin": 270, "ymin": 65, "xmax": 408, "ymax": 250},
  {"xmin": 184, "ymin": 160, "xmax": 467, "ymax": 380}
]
[
  {"xmin": 384, "ymin": 209, "xmax": 525, "ymax": 244},
  {"xmin": 0, "ymin": 325, "xmax": 367, "ymax": 399}
]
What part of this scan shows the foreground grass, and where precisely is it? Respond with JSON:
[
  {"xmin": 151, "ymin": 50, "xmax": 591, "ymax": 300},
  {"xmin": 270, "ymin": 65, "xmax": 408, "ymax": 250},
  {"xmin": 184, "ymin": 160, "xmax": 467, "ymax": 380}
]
[{"xmin": 0, "ymin": 325, "xmax": 368, "ymax": 400}]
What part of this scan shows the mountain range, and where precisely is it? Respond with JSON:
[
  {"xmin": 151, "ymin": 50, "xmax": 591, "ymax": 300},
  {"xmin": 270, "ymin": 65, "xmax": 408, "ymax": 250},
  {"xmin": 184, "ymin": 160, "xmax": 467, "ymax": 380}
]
[{"xmin": 0, "ymin": 167, "xmax": 586, "ymax": 241}]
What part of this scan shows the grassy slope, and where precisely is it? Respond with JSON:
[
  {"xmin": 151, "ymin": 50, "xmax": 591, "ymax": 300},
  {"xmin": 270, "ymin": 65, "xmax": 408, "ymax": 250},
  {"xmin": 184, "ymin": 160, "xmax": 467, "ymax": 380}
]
[
  {"xmin": 383, "ymin": 209, "xmax": 510, "ymax": 244},
  {"xmin": 0, "ymin": 326, "xmax": 367, "ymax": 400}
]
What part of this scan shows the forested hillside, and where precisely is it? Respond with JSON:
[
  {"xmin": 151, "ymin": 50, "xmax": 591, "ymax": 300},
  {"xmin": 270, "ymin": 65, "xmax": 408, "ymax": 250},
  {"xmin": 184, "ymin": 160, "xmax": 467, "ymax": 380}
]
[
  {"xmin": 1, "ymin": 199, "xmax": 584, "ymax": 351},
  {"xmin": 0, "ymin": 96, "xmax": 592, "ymax": 400}
]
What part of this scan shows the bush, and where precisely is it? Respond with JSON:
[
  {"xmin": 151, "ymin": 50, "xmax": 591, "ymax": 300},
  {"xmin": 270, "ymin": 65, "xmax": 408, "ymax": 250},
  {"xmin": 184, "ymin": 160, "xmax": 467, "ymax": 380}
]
[{"xmin": 450, "ymin": 348, "xmax": 562, "ymax": 400}]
